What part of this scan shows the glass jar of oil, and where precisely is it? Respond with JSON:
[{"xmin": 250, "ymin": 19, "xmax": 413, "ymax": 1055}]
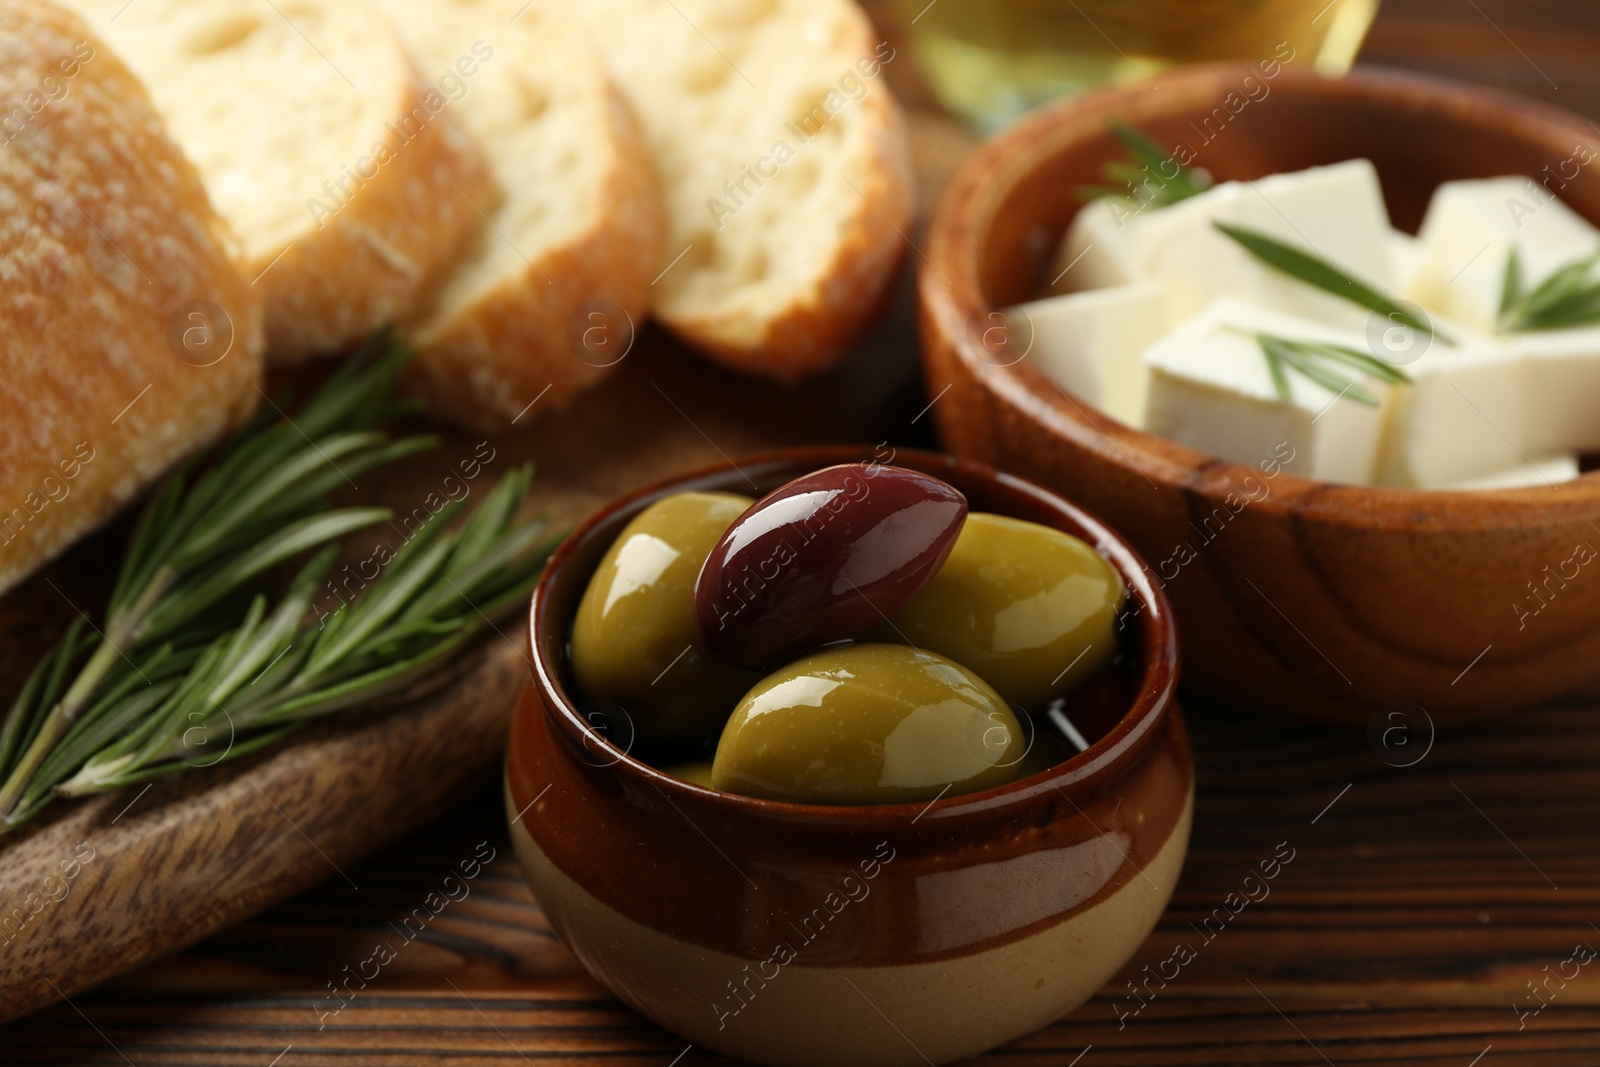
[{"xmin": 895, "ymin": 0, "xmax": 1380, "ymax": 130}]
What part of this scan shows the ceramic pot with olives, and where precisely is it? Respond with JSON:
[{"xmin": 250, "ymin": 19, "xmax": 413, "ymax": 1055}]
[
  {"xmin": 562, "ymin": 458, "xmax": 1141, "ymax": 797},
  {"xmin": 508, "ymin": 448, "xmax": 1193, "ymax": 1067}
]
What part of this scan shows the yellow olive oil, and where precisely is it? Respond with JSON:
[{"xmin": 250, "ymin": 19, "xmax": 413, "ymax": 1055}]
[{"xmin": 897, "ymin": 0, "xmax": 1380, "ymax": 129}]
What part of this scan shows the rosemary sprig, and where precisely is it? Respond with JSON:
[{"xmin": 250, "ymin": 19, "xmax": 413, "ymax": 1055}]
[
  {"xmin": 1249, "ymin": 331, "xmax": 1412, "ymax": 407},
  {"xmin": 1079, "ymin": 122, "xmax": 1212, "ymax": 206},
  {"xmin": 52, "ymin": 466, "xmax": 554, "ymax": 797},
  {"xmin": 0, "ymin": 333, "xmax": 439, "ymax": 829},
  {"xmin": 1213, "ymin": 222, "xmax": 1445, "ymax": 341},
  {"xmin": 1498, "ymin": 246, "xmax": 1600, "ymax": 332}
]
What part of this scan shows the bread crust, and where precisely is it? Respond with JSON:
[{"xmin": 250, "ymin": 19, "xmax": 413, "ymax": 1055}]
[
  {"xmin": 259, "ymin": 35, "xmax": 494, "ymax": 362},
  {"xmin": 0, "ymin": 0, "xmax": 263, "ymax": 595}
]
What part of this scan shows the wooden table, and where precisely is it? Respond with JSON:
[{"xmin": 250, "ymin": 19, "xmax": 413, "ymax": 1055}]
[
  {"xmin": 19, "ymin": 694, "xmax": 1600, "ymax": 1065},
  {"xmin": 10, "ymin": 1, "xmax": 1600, "ymax": 1063}
]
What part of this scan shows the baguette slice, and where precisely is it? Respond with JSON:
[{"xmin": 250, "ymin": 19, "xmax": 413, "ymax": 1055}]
[
  {"xmin": 385, "ymin": 0, "xmax": 663, "ymax": 432},
  {"xmin": 62, "ymin": 0, "xmax": 492, "ymax": 362},
  {"xmin": 569, "ymin": 0, "xmax": 913, "ymax": 383},
  {"xmin": 0, "ymin": 0, "xmax": 264, "ymax": 596}
]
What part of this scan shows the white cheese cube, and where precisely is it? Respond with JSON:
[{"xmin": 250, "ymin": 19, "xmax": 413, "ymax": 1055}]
[
  {"xmin": 1375, "ymin": 325, "xmax": 1530, "ymax": 487},
  {"xmin": 1007, "ymin": 282, "xmax": 1169, "ymax": 426},
  {"xmin": 1047, "ymin": 197, "xmax": 1146, "ymax": 294},
  {"xmin": 1133, "ymin": 160, "xmax": 1395, "ymax": 329},
  {"xmin": 1390, "ymin": 230, "xmax": 1424, "ymax": 299},
  {"xmin": 1430, "ymin": 452, "xmax": 1580, "ymax": 490},
  {"xmin": 1409, "ymin": 177, "xmax": 1600, "ymax": 332},
  {"xmin": 1142, "ymin": 298, "xmax": 1395, "ymax": 483},
  {"xmin": 1513, "ymin": 324, "xmax": 1600, "ymax": 452}
]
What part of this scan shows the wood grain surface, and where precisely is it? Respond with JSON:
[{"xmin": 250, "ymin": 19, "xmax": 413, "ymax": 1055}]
[
  {"xmin": 12, "ymin": 693, "xmax": 1600, "ymax": 1064},
  {"xmin": 7, "ymin": 0, "xmax": 1600, "ymax": 1063}
]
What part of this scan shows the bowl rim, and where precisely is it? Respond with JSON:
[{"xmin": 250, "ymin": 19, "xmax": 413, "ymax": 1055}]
[
  {"xmin": 919, "ymin": 62, "xmax": 1600, "ymax": 524},
  {"xmin": 524, "ymin": 444, "xmax": 1181, "ymax": 829}
]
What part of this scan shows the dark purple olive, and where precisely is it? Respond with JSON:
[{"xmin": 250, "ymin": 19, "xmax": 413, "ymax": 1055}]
[{"xmin": 693, "ymin": 463, "xmax": 968, "ymax": 669}]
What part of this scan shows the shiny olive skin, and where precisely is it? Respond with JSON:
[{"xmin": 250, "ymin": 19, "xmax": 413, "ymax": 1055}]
[
  {"xmin": 871, "ymin": 513, "xmax": 1126, "ymax": 710},
  {"xmin": 694, "ymin": 464, "xmax": 968, "ymax": 670},
  {"xmin": 711, "ymin": 644, "xmax": 1024, "ymax": 805},
  {"xmin": 571, "ymin": 492, "xmax": 761, "ymax": 746}
]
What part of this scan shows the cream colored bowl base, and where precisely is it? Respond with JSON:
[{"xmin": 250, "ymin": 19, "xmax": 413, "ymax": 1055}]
[{"xmin": 507, "ymin": 784, "xmax": 1193, "ymax": 1067}]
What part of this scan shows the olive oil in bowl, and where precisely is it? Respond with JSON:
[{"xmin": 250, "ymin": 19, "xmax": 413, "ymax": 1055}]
[{"xmin": 897, "ymin": 0, "xmax": 1380, "ymax": 129}]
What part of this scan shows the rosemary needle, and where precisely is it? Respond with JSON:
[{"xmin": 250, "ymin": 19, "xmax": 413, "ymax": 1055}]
[
  {"xmin": 1212, "ymin": 222, "xmax": 1447, "ymax": 342},
  {"xmin": 1253, "ymin": 331, "xmax": 1411, "ymax": 407},
  {"xmin": 1498, "ymin": 246, "xmax": 1600, "ymax": 332},
  {"xmin": 1078, "ymin": 121, "xmax": 1212, "ymax": 206}
]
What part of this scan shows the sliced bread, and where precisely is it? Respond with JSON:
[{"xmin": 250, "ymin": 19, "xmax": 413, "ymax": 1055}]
[
  {"xmin": 62, "ymin": 0, "xmax": 493, "ymax": 362},
  {"xmin": 0, "ymin": 0, "xmax": 264, "ymax": 595},
  {"xmin": 383, "ymin": 0, "xmax": 663, "ymax": 432},
  {"xmin": 567, "ymin": 0, "xmax": 913, "ymax": 383}
]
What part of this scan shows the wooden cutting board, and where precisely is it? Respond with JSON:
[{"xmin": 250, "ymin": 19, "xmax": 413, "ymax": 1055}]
[{"xmin": 0, "ymin": 319, "xmax": 926, "ymax": 1023}]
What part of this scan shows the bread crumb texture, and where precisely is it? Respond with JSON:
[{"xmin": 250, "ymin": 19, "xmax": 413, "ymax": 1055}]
[
  {"xmin": 570, "ymin": 0, "xmax": 914, "ymax": 382},
  {"xmin": 387, "ymin": 0, "xmax": 663, "ymax": 433},
  {"xmin": 65, "ymin": 0, "xmax": 493, "ymax": 360}
]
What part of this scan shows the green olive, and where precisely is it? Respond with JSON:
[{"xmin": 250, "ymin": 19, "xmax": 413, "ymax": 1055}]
[
  {"xmin": 871, "ymin": 513, "xmax": 1125, "ymax": 709},
  {"xmin": 571, "ymin": 491, "xmax": 760, "ymax": 746},
  {"xmin": 711, "ymin": 643, "xmax": 1024, "ymax": 805}
]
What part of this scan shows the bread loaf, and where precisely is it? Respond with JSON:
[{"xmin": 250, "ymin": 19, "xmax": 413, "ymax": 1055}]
[
  {"xmin": 0, "ymin": 0, "xmax": 264, "ymax": 595},
  {"xmin": 386, "ymin": 0, "xmax": 663, "ymax": 432},
  {"xmin": 62, "ymin": 0, "xmax": 493, "ymax": 362},
  {"xmin": 567, "ymin": 0, "xmax": 913, "ymax": 383}
]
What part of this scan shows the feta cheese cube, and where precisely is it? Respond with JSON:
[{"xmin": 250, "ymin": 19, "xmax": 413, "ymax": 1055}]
[
  {"xmin": 1375, "ymin": 323, "xmax": 1529, "ymax": 487},
  {"xmin": 1390, "ymin": 229, "xmax": 1423, "ymax": 299},
  {"xmin": 1514, "ymin": 324, "xmax": 1600, "ymax": 452},
  {"xmin": 1007, "ymin": 282, "xmax": 1169, "ymax": 426},
  {"xmin": 1430, "ymin": 452, "xmax": 1580, "ymax": 490},
  {"xmin": 1409, "ymin": 177, "xmax": 1600, "ymax": 332},
  {"xmin": 1047, "ymin": 196, "xmax": 1146, "ymax": 294},
  {"xmin": 1142, "ymin": 298, "xmax": 1395, "ymax": 483},
  {"xmin": 1133, "ymin": 159, "xmax": 1395, "ymax": 329}
]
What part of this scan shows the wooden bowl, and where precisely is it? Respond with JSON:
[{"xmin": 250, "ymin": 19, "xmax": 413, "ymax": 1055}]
[
  {"xmin": 506, "ymin": 446, "xmax": 1192, "ymax": 1066},
  {"xmin": 919, "ymin": 64, "xmax": 1600, "ymax": 725}
]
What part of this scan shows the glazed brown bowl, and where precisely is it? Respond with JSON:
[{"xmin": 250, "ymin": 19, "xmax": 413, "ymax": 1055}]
[
  {"xmin": 506, "ymin": 446, "xmax": 1191, "ymax": 1067},
  {"xmin": 919, "ymin": 64, "xmax": 1600, "ymax": 725}
]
